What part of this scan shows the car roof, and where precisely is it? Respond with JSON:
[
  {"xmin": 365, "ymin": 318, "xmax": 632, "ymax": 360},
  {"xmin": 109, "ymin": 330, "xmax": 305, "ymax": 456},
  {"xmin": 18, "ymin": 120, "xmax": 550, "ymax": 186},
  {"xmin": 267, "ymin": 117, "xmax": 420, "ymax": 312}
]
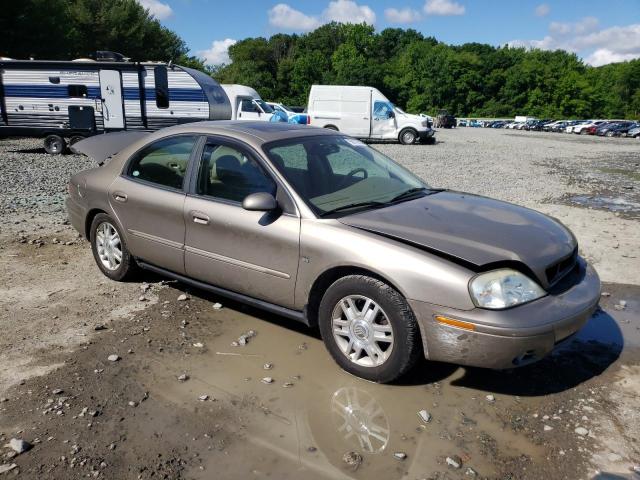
[{"xmin": 153, "ymin": 121, "xmax": 334, "ymax": 146}]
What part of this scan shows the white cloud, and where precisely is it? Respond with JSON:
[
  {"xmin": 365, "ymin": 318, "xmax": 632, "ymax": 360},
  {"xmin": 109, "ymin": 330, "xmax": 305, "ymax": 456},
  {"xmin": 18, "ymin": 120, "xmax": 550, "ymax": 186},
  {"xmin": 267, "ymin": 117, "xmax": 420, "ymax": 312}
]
[
  {"xmin": 138, "ymin": 0, "xmax": 173, "ymax": 20},
  {"xmin": 267, "ymin": 1, "xmax": 375, "ymax": 32},
  {"xmin": 424, "ymin": 0, "xmax": 465, "ymax": 16},
  {"xmin": 385, "ymin": 7, "xmax": 421, "ymax": 24},
  {"xmin": 268, "ymin": 3, "xmax": 321, "ymax": 31},
  {"xmin": 586, "ymin": 48, "xmax": 640, "ymax": 67},
  {"xmin": 507, "ymin": 20, "xmax": 640, "ymax": 66},
  {"xmin": 324, "ymin": 0, "xmax": 376, "ymax": 25},
  {"xmin": 534, "ymin": 4, "xmax": 550, "ymax": 17},
  {"xmin": 197, "ymin": 39, "xmax": 237, "ymax": 66}
]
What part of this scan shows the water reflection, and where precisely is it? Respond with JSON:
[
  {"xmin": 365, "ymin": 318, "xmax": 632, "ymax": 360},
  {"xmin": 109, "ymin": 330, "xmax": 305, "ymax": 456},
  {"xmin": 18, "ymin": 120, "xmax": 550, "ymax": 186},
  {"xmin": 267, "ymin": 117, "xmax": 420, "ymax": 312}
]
[{"xmin": 331, "ymin": 387, "xmax": 390, "ymax": 454}]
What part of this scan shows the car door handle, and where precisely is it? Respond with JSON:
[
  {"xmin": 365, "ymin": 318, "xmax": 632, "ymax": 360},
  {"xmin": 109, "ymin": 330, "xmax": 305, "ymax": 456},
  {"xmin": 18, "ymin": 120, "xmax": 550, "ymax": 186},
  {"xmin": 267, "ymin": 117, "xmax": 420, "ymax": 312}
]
[
  {"xmin": 191, "ymin": 211, "xmax": 210, "ymax": 225},
  {"xmin": 113, "ymin": 192, "xmax": 127, "ymax": 202}
]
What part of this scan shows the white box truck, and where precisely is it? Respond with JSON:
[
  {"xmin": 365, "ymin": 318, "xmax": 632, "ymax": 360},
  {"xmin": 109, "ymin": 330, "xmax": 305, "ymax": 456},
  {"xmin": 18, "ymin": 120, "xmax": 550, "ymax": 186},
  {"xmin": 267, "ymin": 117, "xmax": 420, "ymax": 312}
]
[
  {"xmin": 221, "ymin": 84, "xmax": 274, "ymax": 122},
  {"xmin": 307, "ymin": 85, "xmax": 435, "ymax": 144}
]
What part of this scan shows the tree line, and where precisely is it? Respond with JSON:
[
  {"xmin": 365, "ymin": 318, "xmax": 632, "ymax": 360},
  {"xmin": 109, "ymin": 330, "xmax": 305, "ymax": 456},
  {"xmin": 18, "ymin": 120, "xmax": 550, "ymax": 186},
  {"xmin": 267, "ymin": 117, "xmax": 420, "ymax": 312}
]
[{"xmin": 2, "ymin": 1, "xmax": 638, "ymax": 119}]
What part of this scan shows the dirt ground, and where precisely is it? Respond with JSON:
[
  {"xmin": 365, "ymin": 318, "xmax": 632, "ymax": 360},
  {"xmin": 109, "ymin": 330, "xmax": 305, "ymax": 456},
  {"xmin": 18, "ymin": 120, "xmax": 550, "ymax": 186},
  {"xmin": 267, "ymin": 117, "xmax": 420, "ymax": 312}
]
[{"xmin": 1, "ymin": 131, "xmax": 639, "ymax": 479}]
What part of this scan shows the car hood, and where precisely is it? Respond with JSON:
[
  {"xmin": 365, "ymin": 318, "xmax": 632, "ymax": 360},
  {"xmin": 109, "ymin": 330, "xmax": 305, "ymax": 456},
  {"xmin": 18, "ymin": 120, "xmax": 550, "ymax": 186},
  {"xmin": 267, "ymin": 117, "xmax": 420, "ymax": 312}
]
[{"xmin": 338, "ymin": 191, "xmax": 577, "ymax": 288}]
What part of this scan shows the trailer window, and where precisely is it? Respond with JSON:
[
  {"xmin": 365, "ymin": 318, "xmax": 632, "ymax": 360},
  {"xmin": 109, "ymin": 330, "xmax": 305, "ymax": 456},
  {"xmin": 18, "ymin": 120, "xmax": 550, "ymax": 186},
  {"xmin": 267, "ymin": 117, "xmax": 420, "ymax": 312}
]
[
  {"xmin": 154, "ymin": 66, "xmax": 169, "ymax": 109},
  {"xmin": 68, "ymin": 85, "xmax": 88, "ymax": 98}
]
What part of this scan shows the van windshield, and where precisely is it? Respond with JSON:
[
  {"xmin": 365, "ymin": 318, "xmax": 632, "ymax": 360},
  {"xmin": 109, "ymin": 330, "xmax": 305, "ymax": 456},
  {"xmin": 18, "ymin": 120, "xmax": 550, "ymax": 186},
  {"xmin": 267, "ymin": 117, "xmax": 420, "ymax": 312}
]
[
  {"xmin": 255, "ymin": 100, "xmax": 274, "ymax": 114},
  {"xmin": 264, "ymin": 135, "xmax": 431, "ymax": 217}
]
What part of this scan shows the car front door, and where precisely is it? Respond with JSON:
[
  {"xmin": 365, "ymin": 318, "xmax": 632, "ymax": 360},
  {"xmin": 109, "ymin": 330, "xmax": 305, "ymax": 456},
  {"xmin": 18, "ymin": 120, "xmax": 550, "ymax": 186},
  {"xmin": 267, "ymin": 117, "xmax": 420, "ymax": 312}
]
[
  {"xmin": 108, "ymin": 135, "xmax": 200, "ymax": 275},
  {"xmin": 183, "ymin": 138, "xmax": 300, "ymax": 308},
  {"xmin": 237, "ymin": 98, "xmax": 262, "ymax": 121},
  {"xmin": 371, "ymin": 101, "xmax": 397, "ymax": 139}
]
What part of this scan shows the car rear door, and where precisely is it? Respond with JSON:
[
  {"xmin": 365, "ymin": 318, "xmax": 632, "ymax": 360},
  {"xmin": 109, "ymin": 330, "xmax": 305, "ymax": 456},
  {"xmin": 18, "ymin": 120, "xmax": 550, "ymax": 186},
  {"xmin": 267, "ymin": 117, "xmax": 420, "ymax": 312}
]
[
  {"xmin": 108, "ymin": 134, "xmax": 200, "ymax": 274},
  {"xmin": 183, "ymin": 137, "xmax": 300, "ymax": 308}
]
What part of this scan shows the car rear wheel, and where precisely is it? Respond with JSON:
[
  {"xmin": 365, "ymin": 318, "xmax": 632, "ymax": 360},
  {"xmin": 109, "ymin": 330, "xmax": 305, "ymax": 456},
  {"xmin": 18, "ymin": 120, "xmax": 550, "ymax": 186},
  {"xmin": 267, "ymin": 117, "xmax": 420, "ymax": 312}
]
[
  {"xmin": 90, "ymin": 213, "xmax": 138, "ymax": 281},
  {"xmin": 319, "ymin": 275, "xmax": 421, "ymax": 383}
]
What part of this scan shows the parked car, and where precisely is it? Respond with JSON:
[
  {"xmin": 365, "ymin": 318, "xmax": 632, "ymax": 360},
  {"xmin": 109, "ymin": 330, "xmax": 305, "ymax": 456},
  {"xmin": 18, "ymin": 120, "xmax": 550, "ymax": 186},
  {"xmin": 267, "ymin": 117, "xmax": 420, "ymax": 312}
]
[
  {"xmin": 458, "ymin": 119, "xmax": 468, "ymax": 127},
  {"xmin": 627, "ymin": 125, "xmax": 640, "ymax": 138},
  {"xmin": 573, "ymin": 121, "xmax": 605, "ymax": 134},
  {"xmin": 435, "ymin": 109, "xmax": 457, "ymax": 128},
  {"xmin": 307, "ymin": 85, "xmax": 435, "ymax": 144},
  {"xmin": 67, "ymin": 122, "xmax": 600, "ymax": 383},
  {"xmin": 266, "ymin": 102, "xmax": 309, "ymax": 125},
  {"xmin": 607, "ymin": 122, "xmax": 638, "ymax": 137},
  {"xmin": 596, "ymin": 122, "xmax": 624, "ymax": 136}
]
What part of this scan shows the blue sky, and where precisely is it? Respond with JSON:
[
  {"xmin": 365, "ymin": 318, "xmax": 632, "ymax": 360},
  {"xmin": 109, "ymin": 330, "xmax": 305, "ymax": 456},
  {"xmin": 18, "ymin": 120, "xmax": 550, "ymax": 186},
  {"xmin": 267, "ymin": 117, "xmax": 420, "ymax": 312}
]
[{"xmin": 139, "ymin": 0, "xmax": 640, "ymax": 66}]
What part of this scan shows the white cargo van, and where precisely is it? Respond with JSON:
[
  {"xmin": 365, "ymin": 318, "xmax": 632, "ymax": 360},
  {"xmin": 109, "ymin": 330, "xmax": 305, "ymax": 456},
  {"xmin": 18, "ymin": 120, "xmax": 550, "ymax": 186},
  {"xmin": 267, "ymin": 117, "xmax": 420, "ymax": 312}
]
[
  {"xmin": 307, "ymin": 85, "xmax": 435, "ymax": 144},
  {"xmin": 221, "ymin": 84, "xmax": 274, "ymax": 121}
]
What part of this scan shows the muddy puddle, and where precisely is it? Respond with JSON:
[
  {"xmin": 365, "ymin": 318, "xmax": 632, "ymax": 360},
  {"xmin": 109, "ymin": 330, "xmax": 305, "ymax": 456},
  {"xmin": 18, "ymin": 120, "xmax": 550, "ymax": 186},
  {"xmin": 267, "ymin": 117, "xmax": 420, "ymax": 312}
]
[
  {"xmin": 140, "ymin": 283, "xmax": 640, "ymax": 479},
  {"xmin": 568, "ymin": 194, "xmax": 640, "ymax": 218}
]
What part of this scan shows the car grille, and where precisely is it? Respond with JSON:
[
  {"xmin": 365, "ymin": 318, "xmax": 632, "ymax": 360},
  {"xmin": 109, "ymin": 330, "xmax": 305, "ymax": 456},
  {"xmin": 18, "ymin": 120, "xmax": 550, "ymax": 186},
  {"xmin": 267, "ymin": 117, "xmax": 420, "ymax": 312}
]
[{"xmin": 546, "ymin": 247, "xmax": 578, "ymax": 286}]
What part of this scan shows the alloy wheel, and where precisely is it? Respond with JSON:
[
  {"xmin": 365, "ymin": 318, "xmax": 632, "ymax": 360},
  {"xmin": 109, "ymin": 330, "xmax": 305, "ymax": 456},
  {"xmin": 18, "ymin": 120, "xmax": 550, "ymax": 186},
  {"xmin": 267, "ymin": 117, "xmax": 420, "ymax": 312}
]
[
  {"xmin": 331, "ymin": 295, "xmax": 394, "ymax": 368},
  {"xmin": 95, "ymin": 222, "xmax": 122, "ymax": 271}
]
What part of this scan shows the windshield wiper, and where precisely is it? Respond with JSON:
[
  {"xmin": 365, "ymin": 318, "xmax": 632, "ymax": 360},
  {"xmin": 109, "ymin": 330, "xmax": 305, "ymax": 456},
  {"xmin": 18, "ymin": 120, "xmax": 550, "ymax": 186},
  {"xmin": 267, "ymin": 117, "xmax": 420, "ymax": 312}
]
[
  {"xmin": 389, "ymin": 187, "xmax": 443, "ymax": 203},
  {"xmin": 319, "ymin": 201, "xmax": 388, "ymax": 217}
]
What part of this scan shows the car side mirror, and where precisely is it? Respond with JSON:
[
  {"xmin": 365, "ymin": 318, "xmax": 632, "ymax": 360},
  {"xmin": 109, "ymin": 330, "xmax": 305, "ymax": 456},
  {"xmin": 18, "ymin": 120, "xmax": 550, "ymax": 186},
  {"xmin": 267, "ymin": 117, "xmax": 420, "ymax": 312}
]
[
  {"xmin": 387, "ymin": 111, "xmax": 395, "ymax": 119},
  {"xmin": 242, "ymin": 192, "xmax": 278, "ymax": 211}
]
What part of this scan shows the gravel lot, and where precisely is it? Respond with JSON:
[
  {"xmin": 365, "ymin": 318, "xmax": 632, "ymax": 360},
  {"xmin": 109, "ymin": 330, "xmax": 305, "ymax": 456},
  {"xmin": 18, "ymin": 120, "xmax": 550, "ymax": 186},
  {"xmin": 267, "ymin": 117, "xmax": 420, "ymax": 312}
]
[{"xmin": 0, "ymin": 129, "xmax": 639, "ymax": 479}]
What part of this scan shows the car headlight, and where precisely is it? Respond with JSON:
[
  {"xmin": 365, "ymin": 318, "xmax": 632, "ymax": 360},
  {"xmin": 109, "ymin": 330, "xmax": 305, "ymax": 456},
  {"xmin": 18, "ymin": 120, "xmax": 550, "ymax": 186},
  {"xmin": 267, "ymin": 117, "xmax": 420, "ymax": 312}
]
[{"xmin": 469, "ymin": 269, "xmax": 545, "ymax": 309}]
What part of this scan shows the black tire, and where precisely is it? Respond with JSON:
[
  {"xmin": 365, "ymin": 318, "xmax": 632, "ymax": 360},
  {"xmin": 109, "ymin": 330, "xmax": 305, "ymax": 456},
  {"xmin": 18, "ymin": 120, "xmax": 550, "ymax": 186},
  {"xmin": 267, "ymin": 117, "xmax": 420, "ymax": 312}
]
[
  {"xmin": 324, "ymin": 125, "xmax": 339, "ymax": 131},
  {"xmin": 69, "ymin": 135, "xmax": 85, "ymax": 147},
  {"xmin": 318, "ymin": 275, "xmax": 421, "ymax": 383},
  {"xmin": 43, "ymin": 134, "xmax": 66, "ymax": 155},
  {"xmin": 89, "ymin": 213, "xmax": 138, "ymax": 281},
  {"xmin": 399, "ymin": 128, "xmax": 417, "ymax": 145}
]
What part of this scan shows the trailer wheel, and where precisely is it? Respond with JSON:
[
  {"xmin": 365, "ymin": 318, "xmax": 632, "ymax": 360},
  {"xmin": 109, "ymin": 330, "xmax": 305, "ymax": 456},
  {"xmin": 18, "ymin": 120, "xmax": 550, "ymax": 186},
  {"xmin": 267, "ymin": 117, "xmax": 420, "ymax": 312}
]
[
  {"xmin": 43, "ymin": 135, "xmax": 66, "ymax": 155},
  {"xmin": 69, "ymin": 135, "xmax": 85, "ymax": 147}
]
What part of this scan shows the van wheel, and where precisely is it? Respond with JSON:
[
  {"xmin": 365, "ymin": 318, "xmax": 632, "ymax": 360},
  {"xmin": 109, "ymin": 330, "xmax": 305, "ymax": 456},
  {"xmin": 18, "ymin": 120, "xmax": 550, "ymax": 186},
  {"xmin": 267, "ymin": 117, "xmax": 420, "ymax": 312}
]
[
  {"xmin": 318, "ymin": 275, "xmax": 421, "ymax": 383},
  {"xmin": 324, "ymin": 125, "xmax": 339, "ymax": 131},
  {"xmin": 399, "ymin": 129, "xmax": 417, "ymax": 145},
  {"xmin": 43, "ymin": 135, "xmax": 66, "ymax": 155},
  {"xmin": 89, "ymin": 213, "xmax": 138, "ymax": 281}
]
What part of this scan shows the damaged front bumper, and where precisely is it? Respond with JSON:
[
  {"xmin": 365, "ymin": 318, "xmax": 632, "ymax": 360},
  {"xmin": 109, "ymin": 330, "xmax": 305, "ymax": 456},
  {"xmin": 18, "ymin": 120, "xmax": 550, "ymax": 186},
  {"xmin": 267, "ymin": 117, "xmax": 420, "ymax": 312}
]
[{"xmin": 409, "ymin": 258, "xmax": 601, "ymax": 369}]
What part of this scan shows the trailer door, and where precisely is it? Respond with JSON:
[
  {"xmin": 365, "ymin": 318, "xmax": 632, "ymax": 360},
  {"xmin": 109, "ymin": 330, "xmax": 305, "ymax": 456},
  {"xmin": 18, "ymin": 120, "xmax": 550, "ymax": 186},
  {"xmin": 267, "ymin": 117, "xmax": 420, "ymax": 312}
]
[{"xmin": 99, "ymin": 70, "xmax": 125, "ymax": 129}]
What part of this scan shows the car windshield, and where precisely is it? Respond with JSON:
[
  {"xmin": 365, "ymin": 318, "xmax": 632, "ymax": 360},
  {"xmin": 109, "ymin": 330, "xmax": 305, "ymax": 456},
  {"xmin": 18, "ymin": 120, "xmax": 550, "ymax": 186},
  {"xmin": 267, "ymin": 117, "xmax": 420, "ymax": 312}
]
[
  {"xmin": 264, "ymin": 135, "xmax": 430, "ymax": 217},
  {"xmin": 256, "ymin": 100, "xmax": 274, "ymax": 114}
]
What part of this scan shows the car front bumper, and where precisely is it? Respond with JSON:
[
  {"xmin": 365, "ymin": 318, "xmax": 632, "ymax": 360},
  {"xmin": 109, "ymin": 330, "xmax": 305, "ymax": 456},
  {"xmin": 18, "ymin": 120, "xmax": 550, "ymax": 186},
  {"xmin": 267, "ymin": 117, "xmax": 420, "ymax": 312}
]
[
  {"xmin": 409, "ymin": 258, "xmax": 601, "ymax": 369},
  {"xmin": 418, "ymin": 129, "xmax": 435, "ymax": 142}
]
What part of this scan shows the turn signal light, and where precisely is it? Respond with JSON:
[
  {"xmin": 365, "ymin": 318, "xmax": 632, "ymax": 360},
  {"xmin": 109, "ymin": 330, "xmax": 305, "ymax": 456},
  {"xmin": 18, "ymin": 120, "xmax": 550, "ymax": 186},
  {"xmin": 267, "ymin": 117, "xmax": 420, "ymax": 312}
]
[{"xmin": 434, "ymin": 315, "xmax": 475, "ymax": 331}]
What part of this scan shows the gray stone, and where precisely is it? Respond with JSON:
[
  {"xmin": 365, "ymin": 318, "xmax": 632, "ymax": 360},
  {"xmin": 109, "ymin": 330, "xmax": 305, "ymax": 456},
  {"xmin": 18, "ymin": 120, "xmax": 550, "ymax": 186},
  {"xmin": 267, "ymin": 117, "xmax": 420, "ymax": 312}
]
[
  {"xmin": 261, "ymin": 377, "xmax": 274, "ymax": 384},
  {"xmin": 446, "ymin": 455, "xmax": 462, "ymax": 469},
  {"xmin": 177, "ymin": 294, "xmax": 188, "ymax": 301},
  {"xmin": 342, "ymin": 451, "xmax": 363, "ymax": 470},
  {"xmin": 418, "ymin": 409, "xmax": 432, "ymax": 423},
  {"xmin": 485, "ymin": 394, "xmax": 495, "ymax": 403},
  {"xmin": 107, "ymin": 354, "xmax": 120, "ymax": 362},
  {"xmin": 393, "ymin": 452, "xmax": 407, "ymax": 460},
  {"xmin": 575, "ymin": 427, "xmax": 589, "ymax": 436},
  {"xmin": 0, "ymin": 464, "xmax": 18, "ymax": 474},
  {"xmin": 177, "ymin": 373, "xmax": 189, "ymax": 382},
  {"xmin": 9, "ymin": 438, "xmax": 32, "ymax": 454}
]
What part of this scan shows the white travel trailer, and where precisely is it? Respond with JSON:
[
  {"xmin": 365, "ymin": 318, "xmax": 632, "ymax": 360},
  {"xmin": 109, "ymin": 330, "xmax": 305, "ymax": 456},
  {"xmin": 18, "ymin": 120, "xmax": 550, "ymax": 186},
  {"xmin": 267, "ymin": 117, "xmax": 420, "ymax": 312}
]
[
  {"xmin": 221, "ymin": 84, "xmax": 274, "ymax": 121},
  {"xmin": 0, "ymin": 51, "xmax": 231, "ymax": 154},
  {"xmin": 307, "ymin": 85, "xmax": 435, "ymax": 144}
]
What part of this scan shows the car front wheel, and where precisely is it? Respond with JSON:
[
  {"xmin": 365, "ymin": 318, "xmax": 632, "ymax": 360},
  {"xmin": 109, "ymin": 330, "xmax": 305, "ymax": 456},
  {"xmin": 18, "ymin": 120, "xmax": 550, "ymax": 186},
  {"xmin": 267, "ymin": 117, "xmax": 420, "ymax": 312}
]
[
  {"xmin": 89, "ymin": 213, "xmax": 138, "ymax": 281},
  {"xmin": 319, "ymin": 275, "xmax": 421, "ymax": 383}
]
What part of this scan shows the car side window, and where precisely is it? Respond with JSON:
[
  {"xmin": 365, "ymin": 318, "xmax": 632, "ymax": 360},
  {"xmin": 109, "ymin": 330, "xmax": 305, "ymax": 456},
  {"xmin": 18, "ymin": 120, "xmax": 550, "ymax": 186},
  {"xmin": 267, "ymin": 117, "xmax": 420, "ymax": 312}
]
[
  {"xmin": 128, "ymin": 136, "xmax": 197, "ymax": 190},
  {"xmin": 373, "ymin": 101, "xmax": 393, "ymax": 118},
  {"xmin": 241, "ymin": 99, "xmax": 257, "ymax": 113},
  {"xmin": 196, "ymin": 142, "xmax": 276, "ymax": 203}
]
